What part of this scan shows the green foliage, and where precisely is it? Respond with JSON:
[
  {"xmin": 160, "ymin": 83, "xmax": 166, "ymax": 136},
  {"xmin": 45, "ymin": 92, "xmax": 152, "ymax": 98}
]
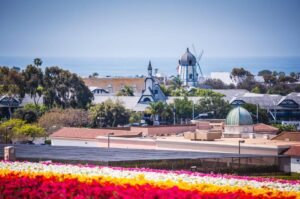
[
  {"xmin": 202, "ymin": 78, "xmax": 235, "ymax": 89},
  {"xmin": 242, "ymin": 103, "xmax": 269, "ymax": 124},
  {"xmin": 159, "ymin": 84, "xmax": 171, "ymax": 96},
  {"xmin": 188, "ymin": 88, "xmax": 224, "ymax": 97},
  {"xmin": 231, "ymin": 67, "xmax": 252, "ymax": 77},
  {"xmin": 258, "ymin": 70, "xmax": 272, "ymax": 76},
  {"xmin": 0, "ymin": 66, "xmax": 25, "ymax": 118},
  {"xmin": 129, "ymin": 111, "xmax": 143, "ymax": 123},
  {"xmin": 171, "ymin": 88, "xmax": 224, "ymax": 97},
  {"xmin": 251, "ymin": 86, "xmax": 261, "ymax": 94},
  {"xmin": 43, "ymin": 66, "xmax": 93, "ymax": 109},
  {"xmin": 89, "ymin": 99, "xmax": 130, "ymax": 127},
  {"xmin": 170, "ymin": 76, "xmax": 183, "ymax": 90},
  {"xmin": 196, "ymin": 97, "xmax": 231, "ymax": 119},
  {"xmin": 14, "ymin": 124, "xmax": 45, "ymax": 141},
  {"xmin": 173, "ymin": 97, "xmax": 193, "ymax": 121},
  {"xmin": 170, "ymin": 88, "xmax": 188, "ymax": 96},
  {"xmin": 22, "ymin": 64, "xmax": 44, "ymax": 106},
  {"xmin": 116, "ymin": 85, "xmax": 134, "ymax": 96},
  {"xmin": 272, "ymin": 124, "xmax": 297, "ymax": 132},
  {"xmin": 146, "ymin": 101, "xmax": 173, "ymax": 123},
  {"xmin": 23, "ymin": 103, "xmax": 48, "ymax": 116},
  {"xmin": 33, "ymin": 58, "xmax": 43, "ymax": 67},
  {"xmin": 0, "ymin": 119, "xmax": 26, "ymax": 143}
]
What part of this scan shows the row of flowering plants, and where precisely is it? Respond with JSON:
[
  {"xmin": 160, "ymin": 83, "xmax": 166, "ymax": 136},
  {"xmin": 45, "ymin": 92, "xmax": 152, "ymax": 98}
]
[{"xmin": 0, "ymin": 161, "xmax": 299, "ymax": 198}]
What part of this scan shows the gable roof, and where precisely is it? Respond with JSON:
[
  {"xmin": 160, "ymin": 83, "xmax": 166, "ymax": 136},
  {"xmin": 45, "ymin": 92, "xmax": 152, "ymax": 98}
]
[
  {"xmin": 50, "ymin": 127, "xmax": 142, "ymax": 140},
  {"xmin": 253, "ymin": 123, "xmax": 279, "ymax": 133},
  {"xmin": 284, "ymin": 145, "xmax": 300, "ymax": 157},
  {"xmin": 272, "ymin": 131, "xmax": 300, "ymax": 141}
]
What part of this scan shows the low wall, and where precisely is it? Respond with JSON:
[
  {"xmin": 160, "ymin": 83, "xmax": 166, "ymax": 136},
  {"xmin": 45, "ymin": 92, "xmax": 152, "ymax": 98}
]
[{"xmin": 131, "ymin": 124, "xmax": 197, "ymax": 136}]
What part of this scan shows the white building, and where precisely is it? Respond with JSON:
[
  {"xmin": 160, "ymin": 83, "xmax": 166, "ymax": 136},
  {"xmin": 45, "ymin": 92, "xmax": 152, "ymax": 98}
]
[{"xmin": 285, "ymin": 145, "xmax": 300, "ymax": 173}]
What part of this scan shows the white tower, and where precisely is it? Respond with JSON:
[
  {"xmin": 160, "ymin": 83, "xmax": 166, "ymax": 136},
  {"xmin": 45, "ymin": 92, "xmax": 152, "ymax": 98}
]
[{"xmin": 178, "ymin": 48, "xmax": 198, "ymax": 87}]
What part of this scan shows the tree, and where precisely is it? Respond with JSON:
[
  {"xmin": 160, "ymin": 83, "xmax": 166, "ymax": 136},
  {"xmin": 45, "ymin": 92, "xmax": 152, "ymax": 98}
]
[
  {"xmin": 159, "ymin": 84, "xmax": 171, "ymax": 96},
  {"xmin": 43, "ymin": 66, "xmax": 93, "ymax": 109},
  {"xmin": 172, "ymin": 97, "xmax": 193, "ymax": 123},
  {"xmin": 0, "ymin": 119, "xmax": 25, "ymax": 143},
  {"xmin": 38, "ymin": 108, "xmax": 90, "ymax": 134},
  {"xmin": 272, "ymin": 124, "xmax": 297, "ymax": 132},
  {"xmin": 196, "ymin": 97, "xmax": 231, "ymax": 119},
  {"xmin": 242, "ymin": 103, "xmax": 269, "ymax": 124},
  {"xmin": 129, "ymin": 111, "xmax": 143, "ymax": 123},
  {"xmin": 89, "ymin": 99, "xmax": 130, "ymax": 127},
  {"xmin": 203, "ymin": 78, "xmax": 228, "ymax": 89},
  {"xmin": 170, "ymin": 76, "xmax": 183, "ymax": 90},
  {"xmin": 116, "ymin": 85, "xmax": 134, "ymax": 96},
  {"xmin": 14, "ymin": 124, "xmax": 45, "ymax": 142},
  {"xmin": 13, "ymin": 109, "xmax": 37, "ymax": 123},
  {"xmin": 22, "ymin": 64, "xmax": 44, "ymax": 106},
  {"xmin": 147, "ymin": 101, "xmax": 167, "ymax": 124},
  {"xmin": 0, "ymin": 67, "xmax": 25, "ymax": 118},
  {"xmin": 231, "ymin": 68, "xmax": 252, "ymax": 85},
  {"xmin": 258, "ymin": 70, "xmax": 272, "ymax": 76},
  {"xmin": 33, "ymin": 58, "xmax": 43, "ymax": 67}
]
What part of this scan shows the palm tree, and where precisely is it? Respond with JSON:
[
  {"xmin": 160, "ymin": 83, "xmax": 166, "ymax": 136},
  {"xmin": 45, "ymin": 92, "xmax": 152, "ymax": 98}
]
[
  {"xmin": 170, "ymin": 77, "xmax": 183, "ymax": 90},
  {"xmin": 33, "ymin": 58, "xmax": 43, "ymax": 67},
  {"xmin": 147, "ymin": 101, "xmax": 166, "ymax": 124},
  {"xmin": 116, "ymin": 85, "xmax": 134, "ymax": 96}
]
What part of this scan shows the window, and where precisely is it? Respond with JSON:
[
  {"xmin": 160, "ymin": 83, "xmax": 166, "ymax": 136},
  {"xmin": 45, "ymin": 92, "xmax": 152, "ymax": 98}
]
[
  {"xmin": 189, "ymin": 60, "xmax": 192, "ymax": 65},
  {"xmin": 279, "ymin": 99, "xmax": 299, "ymax": 108},
  {"xmin": 189, "ymin": 74, "xmax": 193, "ymax": 79},
  {"xmin": 143, "ymin": 97, "xmax": 151, "ymax": 102}
]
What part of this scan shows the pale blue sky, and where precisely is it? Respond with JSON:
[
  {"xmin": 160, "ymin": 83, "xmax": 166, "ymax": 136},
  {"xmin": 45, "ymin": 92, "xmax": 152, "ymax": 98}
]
[{"xmin": 0, "ymin": 0, "xmax": 299, "ymax": 58}]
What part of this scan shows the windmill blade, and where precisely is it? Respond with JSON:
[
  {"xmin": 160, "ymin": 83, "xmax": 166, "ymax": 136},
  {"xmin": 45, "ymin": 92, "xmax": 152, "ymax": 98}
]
[
  {"xmin": 196, "ymin": 62, "xmax": 203, "ymax": 77},
  {"xmin": 197, "ymin": 50, "xmax": 204, "ymax": 62}
]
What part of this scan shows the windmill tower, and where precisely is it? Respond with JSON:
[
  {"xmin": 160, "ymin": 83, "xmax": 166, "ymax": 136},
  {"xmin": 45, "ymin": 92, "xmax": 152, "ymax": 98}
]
[{"xmin": 177, "ymin": 47, "xmax": 204, "ymax": 87}]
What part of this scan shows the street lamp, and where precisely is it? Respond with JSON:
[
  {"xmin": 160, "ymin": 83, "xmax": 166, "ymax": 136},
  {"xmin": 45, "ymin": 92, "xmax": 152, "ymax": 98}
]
[
  {"xmin": 107, "ymin": 132, "xmax": 114, "ymax": 149},
  {"xmin": 238, "ymin": 140, "xmax": 245, "ymax": 168},
  {"xmin": 5, "ymin": 127, "xmax": 12, "ymax": 144}
]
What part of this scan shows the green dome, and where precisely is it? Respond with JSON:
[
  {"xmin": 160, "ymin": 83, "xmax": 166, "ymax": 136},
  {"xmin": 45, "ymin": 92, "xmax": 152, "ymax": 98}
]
[{"xmin": 225, "ymin": 106, "xmax": 253, "ymax": 125}]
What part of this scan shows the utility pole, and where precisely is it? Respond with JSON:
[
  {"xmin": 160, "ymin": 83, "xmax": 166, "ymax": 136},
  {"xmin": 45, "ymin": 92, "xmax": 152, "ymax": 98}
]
[
  {"xmin": 192, "ymin": 100, "xmax": 195, "ymax": 120},
  {"xmin": 173, "ymin": 103, "xmax": 176, "ymax": 125},
  {"xmin": 256, "ymin": 104, "xmax": 259, "ymax": 123}
]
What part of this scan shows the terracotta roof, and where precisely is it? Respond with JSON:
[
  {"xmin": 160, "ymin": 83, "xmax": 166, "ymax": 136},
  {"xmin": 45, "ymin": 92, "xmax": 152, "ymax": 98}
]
[
  {"xmin": 253, "ymin": 123, "xmax": 279, "ymax": 133},
  {"xmin": 50, "ymin": 127, "xmax": 142, "ymax": 139},
  {"xmin": 272, "ymin": 131, "xmax": 300, "ymax": 141},
  {"xmin": 83, "ymin": 78, "xmax": 145, "ymax": 93},
  {"xmin": 284, "ymin": 145, "xmax": 300, "ymax": 157}
]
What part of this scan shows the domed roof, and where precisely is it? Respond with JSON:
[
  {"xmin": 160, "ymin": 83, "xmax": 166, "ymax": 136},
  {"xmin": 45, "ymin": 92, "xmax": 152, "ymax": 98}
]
[
  {"xmin": 225, "ymin": 106, "xmax": 253, "ymax": 126},
  {"xmin": 180, "ymin": 48, "xmax": 196, "ymax": 66}
]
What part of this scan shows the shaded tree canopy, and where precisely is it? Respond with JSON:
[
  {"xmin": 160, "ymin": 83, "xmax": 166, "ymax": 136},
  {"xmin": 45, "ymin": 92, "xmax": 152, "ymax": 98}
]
[
  {"xmin": 0, "ymin": 66, "xmax": 25, "ymax": 118},
  {"xmin": 89, "ymin": 99, "xmax": 130, "ymax": 127},
  {"xmin": 116, "ymin": 85, "xmax": 134, "ymax": 96},
  {"xmin": 22, "ymin": 64, "xmax": 44, "ymax": 106},
  {"xmin": 43, "ymin": 66, "xmax": 93, "ymax": 109}
]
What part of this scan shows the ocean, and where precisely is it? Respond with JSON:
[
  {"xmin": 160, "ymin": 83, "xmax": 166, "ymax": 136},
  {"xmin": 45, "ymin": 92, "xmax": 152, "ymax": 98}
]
[{"xmin": 0, "ymin": 56, "xmax": 299, "ymax": 77}]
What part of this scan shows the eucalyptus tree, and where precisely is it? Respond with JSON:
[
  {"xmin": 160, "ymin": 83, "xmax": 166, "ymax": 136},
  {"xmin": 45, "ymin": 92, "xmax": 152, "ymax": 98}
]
[
  {"xmin": 0, "ymin": 66, "xmax": 25, "ymax": 118},
  {"xmin": 43, "ymin": 66, "xmax": 93, "ymax": 109},
  {"xmin": 22, "ymin": 65, "xmax": 44, "ymax": 106}
]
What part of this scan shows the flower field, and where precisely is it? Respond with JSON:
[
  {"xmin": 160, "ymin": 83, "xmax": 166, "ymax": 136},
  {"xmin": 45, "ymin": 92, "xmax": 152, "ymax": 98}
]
[{"xmin": 0, "ymin": 161, "xmax": 299, "ymax": 198}]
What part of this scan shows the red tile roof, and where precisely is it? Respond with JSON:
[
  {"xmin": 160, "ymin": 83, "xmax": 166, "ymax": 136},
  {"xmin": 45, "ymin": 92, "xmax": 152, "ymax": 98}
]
[
  {"xmin": 284, "ymin": 145, "xmax": 300, "ymax": 157},
  {"xmin": 253, "ymin": 123, "xmax": 279, "ymax": 133},
  {"xmin": 50, "ymin": 127, "xmax": 142, "ymax": 139},
  {"xmin": 272, "ymin": 131, "xmax": 300, "ymax": 141}
]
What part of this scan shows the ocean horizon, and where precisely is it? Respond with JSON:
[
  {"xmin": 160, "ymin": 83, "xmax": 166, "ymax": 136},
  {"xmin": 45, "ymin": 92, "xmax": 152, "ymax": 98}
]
[{"xmin": 0, "ymin": 56, "xmax": 299, "ymax": 78}]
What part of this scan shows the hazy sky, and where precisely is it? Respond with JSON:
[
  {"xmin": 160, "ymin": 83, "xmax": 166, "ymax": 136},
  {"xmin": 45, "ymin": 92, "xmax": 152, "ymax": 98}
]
[{"xmin": 0, "ymin": 0, "xmax": 299, "ymax": 58}]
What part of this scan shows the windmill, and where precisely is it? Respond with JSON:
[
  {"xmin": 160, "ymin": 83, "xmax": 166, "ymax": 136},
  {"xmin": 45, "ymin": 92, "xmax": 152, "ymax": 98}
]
[{"xmin": 191, "ymin": 44, "xmax": 204, "ymax": 81}]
